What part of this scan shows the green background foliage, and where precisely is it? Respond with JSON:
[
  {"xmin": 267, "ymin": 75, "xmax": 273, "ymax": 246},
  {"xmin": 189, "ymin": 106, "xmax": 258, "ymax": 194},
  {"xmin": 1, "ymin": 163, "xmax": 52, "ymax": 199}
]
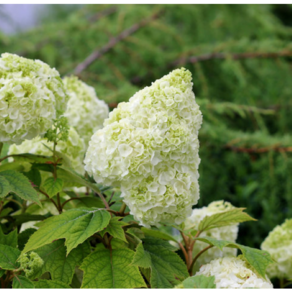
[{"xmin": 1, "ymin": 3, "xmax": 292, "ymax": 250}]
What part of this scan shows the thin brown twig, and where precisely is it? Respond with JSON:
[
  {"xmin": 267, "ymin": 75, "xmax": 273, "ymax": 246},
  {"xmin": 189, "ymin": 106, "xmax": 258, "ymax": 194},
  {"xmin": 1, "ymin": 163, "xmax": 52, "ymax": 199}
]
[
  {"xmin": 225, "ymin": 145, "xmax": 292, "ymax": 154},
  {"xmin": 130, "ymin": 50, "xmax": 292, "ymax": 86},
  {"xmin": 61, "ymin": 197, "xmax": 83, "ymax": 209},
  {"xmin": 94, "ymin": 192, "xmax": 110, "ymax": 210},
  {"xmin": 74, "ymin": 10, "xmax": 163, "ymax": 75},
  {"xmin": 38, "ymin": 189, "xmax": 60, "ymax": 213},
  {"xmin": 172, "ymin": 50, "xmax": 292, "ymax": 66},
  {"xmin": 88, "ymin": 6, "xmax": 117, "ymax": 23},
  {"xmin": 108, "ymin": 191, "xmax": 115, "ymax": 204}
]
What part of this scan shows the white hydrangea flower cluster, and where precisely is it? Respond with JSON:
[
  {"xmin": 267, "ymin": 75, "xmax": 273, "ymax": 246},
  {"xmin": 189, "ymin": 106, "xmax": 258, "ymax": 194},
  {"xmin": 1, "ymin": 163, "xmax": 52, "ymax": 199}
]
[
  {"xmin": 85, "ymin": 68, "xmax": 202, "ymax": 227},
  {"xmin": 63, "ymin": 76, "xmax": 109, "ymax": 145},
  {"xmin": 185, "ymin": 201, "xmax": 239, "ymax": 269},
  {"xmin": 0, "ymin": 53, "xmax": 68, "ymax": 144},
  {"xmin": 261, "ymin": 218, "xmax": 292, "ymax": 279},
  {"xmin": 195, "ymin": 257, "xmax": 273, "ymax": 288},
  {"xmin": 8, "ymin": 127, "xmax": 85, "ymax": 174}
]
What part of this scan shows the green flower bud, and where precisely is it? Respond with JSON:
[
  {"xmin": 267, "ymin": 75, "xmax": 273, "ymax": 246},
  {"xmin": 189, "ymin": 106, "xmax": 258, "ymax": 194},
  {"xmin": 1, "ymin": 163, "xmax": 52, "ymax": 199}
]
[{"xmin": 19, "ymin": 252, "xmax": 44, "ymax": 278}]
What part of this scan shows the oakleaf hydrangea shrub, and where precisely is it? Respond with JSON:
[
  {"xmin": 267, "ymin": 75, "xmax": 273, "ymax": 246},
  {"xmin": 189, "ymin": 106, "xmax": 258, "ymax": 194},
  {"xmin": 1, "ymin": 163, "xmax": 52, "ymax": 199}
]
[
  {"xmin": 0, "ymin": 55, "xmax": 278, "ymax": 289},
  {"xmin": 8, "ymin": 127, "xmax": 85, "ymax": 174},
  {"xmin": 0, "ymin": 53, "xmax": 68, "ymax": 144},
  {"xmin": 85, "ymin": 68, "xmax": 202, "ymax": 227},
  {"xmin": 195, "ymin": 257, "xmax": 273, "ymax": 288},
  {"xmin": 184, "ymin": 201, "xmax": 238, "ymax": 270},
  {"xmin": 261, "ymin": 218, "xmax": 292, "ymax": 280},
  {"xmin": 63, "ymin": 76, "xmax": 109, "ymax": 145}
]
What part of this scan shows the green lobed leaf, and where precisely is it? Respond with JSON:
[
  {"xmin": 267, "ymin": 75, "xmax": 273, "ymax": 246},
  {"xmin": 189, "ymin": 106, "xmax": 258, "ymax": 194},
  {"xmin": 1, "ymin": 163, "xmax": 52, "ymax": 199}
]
[
  {"xmin": 22, "ymin": 208, "xmax": 111, "ymax": 255},
  {"xmin": 143, "ymin": 236, "xmax": 178, "ymax": 251},
  {"xmin": 33, "ymin": 279, "xmax": 71, "ymax": 288},
  {"xmin": 0, "ymin": 170, "xmax": 40, "ymax": 205},
  {"xmin": 12, "ymin": 275, "xmax": 35, "ymax": 288},
  {"xmin": 0, "ymin": 161, "xmax": 27, "ymax": 172},
  {"xmin": 80, "ymin": 244, "xmax": 146, "ymax": 288},
  {"xmin": 196, "ymin": 236, "xmax": 274, "ymax": 278},
  {"xmin": 100, "ymin": 217, "xmax": 128, "ymax": 242},
  {"xmin": 0, "ymin": 244, "xmax": 20, "ymax": 270},
  {"xmin": 198, "ymin": 208, "xmax": 256, "ymax": 232},
  {"xmin": 141, "ymin": 227, "xmax": 178, "ymax": 243},
  {"xmin": 32, "ymin": 239, "xmax": 90, "ymax": 284},
  {"xmin": 0, "ymin": 228, "xmax": 18, "ymax": 248},
  {"xmin": 0, "ymin": 175, "xmax": 11, "ymax": 198},
  {"xmin": 237, "ymin": 244, "xmax": 274, "ymax": 279},
  {"xmin": 132, "ymin": 238, "xmax": 188, "ymax": 288},
  {"xmin": 42, "ymin": 177, "xmax": 63, "ymax": 198},
  {"xmin": 181, "ymin": 275, "xmax": 216, "ymax": 288}
]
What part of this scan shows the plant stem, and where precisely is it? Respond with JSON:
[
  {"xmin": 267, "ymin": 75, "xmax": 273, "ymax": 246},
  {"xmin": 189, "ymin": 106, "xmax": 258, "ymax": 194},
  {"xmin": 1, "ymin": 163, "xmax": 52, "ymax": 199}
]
[
  {"xmin": 119, "ymin": 202, "xmax": 127, "ymax": 215},
  {"xmin": 180, "ymin": 231, "xmax": 192, "ymax": 269},
  {"xmin": 99, "ymin": 194, "xmax": 111, "ymax": 211},
  {"xmin": 188, "ymin": 245, "xmax": 213, "ymax": 275},
  {"xmin": 178, "ymin": 242, "xmax": 188, "ymax": 264},
  {"xmin": 38, "ymin": 189, "xmax": 60, "ymax": 213},
  {"xmin": 0, "ymin": 142, "xmax": 3, "ymax": 157},
  {"xmin": 61, "ymin": 197, "xmax": 82, "ymax": 208},
  {"xmin": 108, "ymin": 191, "xmax": 115, "ymax": 204},
  {"xmin": 56, "ymin": 193, "xmax": 62, "ymax": 214}
]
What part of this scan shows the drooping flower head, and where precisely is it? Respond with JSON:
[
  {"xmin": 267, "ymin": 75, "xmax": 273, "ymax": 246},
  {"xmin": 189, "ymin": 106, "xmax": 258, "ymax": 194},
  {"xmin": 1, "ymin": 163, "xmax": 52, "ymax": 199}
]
[
  {"xmin": 0, "ymin": 53, "xmax": 68, "ymax": 144},
  {"xmin": 9, "ymin": 127, "xmax": 85, "ymax": 174},
  {"xmin": 85, "ymin": 68, "xmax": 203, "ymax": 227},
  {"xmin": 184, "ymin": 201, "xmax": 239, "ymax": 270},
  {"xmin": 63, "ymin": 76, "xmax": 109, "ymax": 145},
  {"xmin": 261, "ymin": 218, "xmax": 292, "ymax": 279},
  {"xmin": 195, "ymin": 257, "xmax": 273, "ymax": 288}
]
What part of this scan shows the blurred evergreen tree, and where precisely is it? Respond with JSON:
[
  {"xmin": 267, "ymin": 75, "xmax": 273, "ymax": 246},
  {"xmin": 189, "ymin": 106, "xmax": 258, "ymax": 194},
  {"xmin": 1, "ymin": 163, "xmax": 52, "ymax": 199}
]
[{"xmin": 1, "ymin": 4, "xmax": 292, "ymax": 248}]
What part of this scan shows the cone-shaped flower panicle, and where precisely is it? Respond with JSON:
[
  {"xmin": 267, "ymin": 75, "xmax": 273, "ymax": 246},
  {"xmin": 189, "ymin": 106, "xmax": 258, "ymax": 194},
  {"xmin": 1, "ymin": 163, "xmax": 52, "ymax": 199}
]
[
  {"xmin": 0, "ymin": 53, "xmax": 68, "ymax": 144},
  {"xmin": 63, "ymin": 76, "xmax": 109, "ymax": 145},
  {"xmin": 9, "ymin": 127, "xmax": 85, "ymax": 174},
  {"xmin": 195, "ymin": 257, "xmax": 273, "ymax": 288},
  {"xmin": 261, "ymin": 218, "xmax": 292, "ymax": 279},
  {"xmin": 85, "ymin": 68, "xmax": 203, "ymax": 227},
  {"xmin": 185, "ymin": 201, "xmax": 239, "ymax": 270}
]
